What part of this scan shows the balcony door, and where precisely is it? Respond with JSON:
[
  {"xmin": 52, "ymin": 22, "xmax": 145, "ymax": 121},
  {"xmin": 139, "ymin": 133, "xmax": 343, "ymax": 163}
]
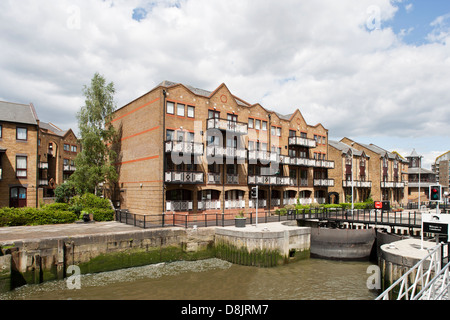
[{"xmin": 10, "ymin": 187, "xmax": 27, "ymax": 208}]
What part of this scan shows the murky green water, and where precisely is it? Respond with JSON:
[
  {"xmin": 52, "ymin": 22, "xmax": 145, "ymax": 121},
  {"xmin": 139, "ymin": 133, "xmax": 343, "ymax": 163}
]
[{"xmin": 0, "ymin": 258, "xmax": 379, "ymax": 300}]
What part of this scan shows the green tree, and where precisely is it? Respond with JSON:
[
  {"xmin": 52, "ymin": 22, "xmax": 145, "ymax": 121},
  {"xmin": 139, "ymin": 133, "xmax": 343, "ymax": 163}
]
[{"xmin": 70, "ymin": 73, "xmax": 118, "ymax": 195}]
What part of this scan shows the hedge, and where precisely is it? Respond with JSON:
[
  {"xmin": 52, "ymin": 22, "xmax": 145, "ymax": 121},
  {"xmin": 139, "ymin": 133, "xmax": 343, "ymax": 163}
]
[
  {"xmin": 0, "ymin": 207, "xmax": 78, "ymax": 227},
  {"xmin": 0, "ymin": 193, "xmax": 115, "ymax": 227}
]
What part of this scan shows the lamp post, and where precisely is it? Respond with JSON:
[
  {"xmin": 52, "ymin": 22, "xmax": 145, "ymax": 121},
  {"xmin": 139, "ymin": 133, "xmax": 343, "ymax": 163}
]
[{"xmin": 418, "ymin": 155, "xmax": 422, "ymax": 211}]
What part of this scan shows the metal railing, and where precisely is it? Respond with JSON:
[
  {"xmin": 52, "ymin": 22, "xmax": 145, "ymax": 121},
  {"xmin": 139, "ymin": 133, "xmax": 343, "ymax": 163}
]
[
  {"xmin": 115, "ymin": 207, "xmax": 424, "ymax": 230},
  {"xmin": 115, "ymin": 208, "xmax": 303, "ymax": 229},
  {"xmin": 376, "ymin": 242, "xmax": 449, "ymax": 300}
]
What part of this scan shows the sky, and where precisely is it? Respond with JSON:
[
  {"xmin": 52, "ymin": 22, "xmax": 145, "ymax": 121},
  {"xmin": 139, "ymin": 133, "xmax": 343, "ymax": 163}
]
[{"xmin": 0, "ymin": 0, "xmax": 449, "ymax": 169}]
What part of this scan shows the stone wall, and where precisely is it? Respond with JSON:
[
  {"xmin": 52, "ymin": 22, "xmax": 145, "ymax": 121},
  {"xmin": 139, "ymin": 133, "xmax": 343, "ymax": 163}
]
[{"xmin": 0, "ymin": 227, "xmax": 216, "ymax": 292}]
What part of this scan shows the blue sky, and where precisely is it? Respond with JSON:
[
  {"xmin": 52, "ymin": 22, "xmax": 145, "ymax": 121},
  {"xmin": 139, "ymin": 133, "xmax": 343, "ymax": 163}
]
[
  {"xmin": 386, "ymin": 0, "xmax": 450, "ymax": 45},
  {"xmin": 0, "ymin": 0, "xmax": 449, "ymax": 170}
]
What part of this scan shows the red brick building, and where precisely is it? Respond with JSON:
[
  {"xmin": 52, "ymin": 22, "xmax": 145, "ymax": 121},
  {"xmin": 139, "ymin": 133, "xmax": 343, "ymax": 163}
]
[{"xmin": 110, "ymin": 81, "xmax": 335, "ymax": 215}]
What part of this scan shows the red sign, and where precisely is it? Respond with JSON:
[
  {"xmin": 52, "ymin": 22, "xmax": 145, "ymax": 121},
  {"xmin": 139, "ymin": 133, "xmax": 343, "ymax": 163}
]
[{"xmin": 374, "ymin": 201, "xmax": 382, "ymax": 209}]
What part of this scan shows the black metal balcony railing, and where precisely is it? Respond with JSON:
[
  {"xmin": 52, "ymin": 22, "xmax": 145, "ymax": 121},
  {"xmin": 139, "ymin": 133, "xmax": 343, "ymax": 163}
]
[
  {"xmin": 207, "ymin": 118, "xmax": 248, "ymax": 135},
  {"xmin": 288, "ymin": 136, "xmax": 316, "ymax": 148},
  {"xmin": 165, "ymin": 171, "xmax": 204, "ymax": 184},
  {"xmin": 165, "ymin": 141, "xmax": 204, "ymax": 155}
]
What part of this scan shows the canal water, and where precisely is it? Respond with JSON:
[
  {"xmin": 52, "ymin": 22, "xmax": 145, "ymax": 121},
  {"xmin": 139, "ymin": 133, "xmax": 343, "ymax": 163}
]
[{"xmin": 0, "ymin": 258, "xmax": 379, "ymax": 300}]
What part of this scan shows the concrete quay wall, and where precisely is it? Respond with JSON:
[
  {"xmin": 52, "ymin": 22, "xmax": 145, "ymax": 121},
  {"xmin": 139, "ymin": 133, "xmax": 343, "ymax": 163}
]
[
  {"xmin": 0, "ymin": 221, "xmax": 311, "ymax": 292},
  {"xmin": 0, "ymin": 224, "xmax": 216, "ymax": 292}
]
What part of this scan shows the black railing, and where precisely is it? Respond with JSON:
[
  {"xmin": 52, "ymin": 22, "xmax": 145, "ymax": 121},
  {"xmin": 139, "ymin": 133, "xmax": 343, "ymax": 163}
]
[{"xmin": 115, "ymin": 207, "xmax": 424, "ymax": 229}]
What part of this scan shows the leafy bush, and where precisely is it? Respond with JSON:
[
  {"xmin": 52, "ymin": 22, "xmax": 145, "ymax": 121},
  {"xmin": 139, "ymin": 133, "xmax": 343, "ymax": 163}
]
[
  {"xmin": 69, "ymin": 193, "xmax": 112, "ymax": 210},
  {"xmin": 0, "ymin": 207, "xmax": 77, "ymax": 227},
  {"xmin": 69, "ymin": 193, "xmax": 114, "ymax": 222}
]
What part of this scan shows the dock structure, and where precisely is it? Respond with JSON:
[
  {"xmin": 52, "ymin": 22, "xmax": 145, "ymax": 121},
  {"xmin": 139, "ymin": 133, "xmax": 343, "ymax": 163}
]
[{"xmin": 377, "ymin": 239, "xmax": 450, "ymax": 300}]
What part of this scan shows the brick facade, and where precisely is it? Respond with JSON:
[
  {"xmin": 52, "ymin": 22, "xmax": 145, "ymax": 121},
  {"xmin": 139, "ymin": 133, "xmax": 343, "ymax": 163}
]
[
  {"xmin": 0, "ymin": 103, "xmax": 39, "ymax": 208},
  {"xmin": 0, "ymin": 101, "xmax": 80, "ymax": 208},
  {"xmin": 110, "ymin": 81, "xmax": 334, "ymax": 215},
  {"xmin": 328, "ymin": 138, "xmax": 408, "ymax": 205}
]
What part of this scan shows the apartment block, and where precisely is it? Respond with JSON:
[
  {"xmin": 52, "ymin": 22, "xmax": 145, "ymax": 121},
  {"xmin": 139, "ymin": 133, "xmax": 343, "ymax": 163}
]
[
  {"xmin": 432, "ymin": 151, "xmax": 450, "ymax": 196},
  {"xmin": 328, "ymin": 138, "xmax": 408, "ymax": 205},
  {"xmin": 0, "ymin": 101, "xmax": 80, "ymax": 207},
  {"xmin": 110, "ymin": 81, "xmax": 335, "ymax": 215},
  {"xmin": 0, "ymin": 101, "xmax": 39, "ymax": 208},
  {"xmin": 38, "ymin": 122, "xmax": 81, "ymax": 197}
]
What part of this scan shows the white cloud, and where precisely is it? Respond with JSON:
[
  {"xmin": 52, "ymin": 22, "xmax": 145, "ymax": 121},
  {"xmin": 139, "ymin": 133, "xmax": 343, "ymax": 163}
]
[{"xmin": 0, "ymin": 0, "xmax": 448, "ymax": 167}]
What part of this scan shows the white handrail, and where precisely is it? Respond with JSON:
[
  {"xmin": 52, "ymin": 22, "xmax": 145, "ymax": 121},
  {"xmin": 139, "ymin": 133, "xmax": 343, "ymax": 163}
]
[{"xmin": 376, "ymin": 243, "xmax": 444, "ymax": 300}]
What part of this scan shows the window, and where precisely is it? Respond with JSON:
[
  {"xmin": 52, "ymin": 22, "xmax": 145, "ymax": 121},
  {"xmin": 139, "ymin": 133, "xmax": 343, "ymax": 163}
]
[
  {"xmin": 289, "ymin": 130, "xmax": 296, "ymax": 137},
  {"xmin": 167, "ymin": 102, "xmax": 175, "ymax": 114},
  {"xmin": 255, "ymin": 120, "xmax": 261, "ymax": 130},
  {"xmin": 71, "ymin": 145, "xmax": 77, "ymax": 153},
  {"xmin": 277, "ymin": 127, "xmax": 281, "ymax": 137},
  {"xmin": 300, "ymin": 132, "xmax": 307, "ymax": 138},
  {"xmin": 64, "ymin": 144, "xmax": 70, "ymax": 151},
  {"xmin": 262, "ymin": 121, "xmax": 267, "ymax": 131},
  {"xmin": 208, "ymin": 110, "xmax": 220, "ymax": 119},
  {"xmin": 17, "ymin": 127, "xmax": 27, "ymax": 141},
  {"xmin": 16, "ymin": 156, "xmax": 27, "ymax": 178},
  {"xmin": 0, "ymin": 124, "xmax": 2, "ymax": 139},
  {"xmin": 177, "ymin": 104, "xmax": 185, "ymax": 117},
  {"xmin": 271, "ymin": 126, "xmax": 276, "ymax": 136},
  {"xmin": 187, "ymin": 106, "xmax": 195, "ymax": 118},
  {"xmin": 248, "ymin": 118, "xmax": 254, "ymax": 129},
  {"xmin": 64, "ymin": 159, "xmax": 69, "ymax": 166},
  {"xmin": 248, "ymin": 141, "xmax": 255, "ymax": 151},
  {"xmin": 166, "ymin": 129, "xmax": 174, "ymax": 141}
]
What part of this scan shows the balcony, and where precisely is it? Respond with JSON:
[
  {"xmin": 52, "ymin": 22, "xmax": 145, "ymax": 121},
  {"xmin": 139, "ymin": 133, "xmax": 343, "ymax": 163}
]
[
  {"xmin": 343, "ymin": 180, "xmax": 373, "ymax": 188},
  {"xmin": 248, "ymin": 175, "xmax": 296, "ymax": 186},
  {"xmin": 225, "ymin": 199, "xmax": 245, "ymax": 209},
  {"xmin": 288, "ymin": 136, "xmax": 316, "ymax": 148},
  {"xmin": 278, "ymin": 155, "xmax": 291, "ymax": 165},
  {"xmin": 198, "ymin": 200, "xmax": 221, "ymax": 210},
  {"xmin": 313, "ymin": 179, "xmax": 334, "ymax": 187},
  {"xmin": 288, "ymin": 157, "xmax": 334, "ymax": 169},
  {"xmin": 248, "ymin": 150, "xmax": 278, "ymax": 163},
  {"xmin": 226, "ymin": 174, "xmax": 239, "ymax": 184},
  {"xmin": 207, "ymin": 118, "xmax": 248, "ymax": 135},
  {"xmin": 39, "ymin": 162, "xmax": 49, "ymax": 170},
  {"xmin": 207, "ymin": 173, "xmax": 221, "ymax": 184},
  {"xmin": 39, "ymin": 179, "xmax": 49, "ymax": 186},
  {"xmin": 63, "ymin": 165, "xmax": 76, "ymax": 172},
  {"xmin": 206, "ymin": 146, "xmax": 246, "ymax": 159},
  {"xmin": 165, "ymin": 171, "xmax": 204, "ymax": 184},
  {"xmin": 381, "ymin": 181, "xmax": 406, "ymax": 188},
  {"xmin": 166, "ymin": 200, "xmax": 193, "ymax": 212},
  {"xmin": 165, "ymin": 141, "xmax": 204, "ymax": 155}
]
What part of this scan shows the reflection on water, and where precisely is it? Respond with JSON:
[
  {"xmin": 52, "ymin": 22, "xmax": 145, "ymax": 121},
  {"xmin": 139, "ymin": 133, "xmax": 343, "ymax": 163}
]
[{"xmin": 0, "ymin": 258, "xmax": 379, "ymax": 300}]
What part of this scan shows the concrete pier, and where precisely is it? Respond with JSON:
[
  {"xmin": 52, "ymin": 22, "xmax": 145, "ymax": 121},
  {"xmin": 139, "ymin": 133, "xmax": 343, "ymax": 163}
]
[
  {"xmin": 379, "ymin": 238, "xmax": 437, "ymax": 290},
  {"xmin": 215, "ymin": 221, "xmax": 311, "ymax": 267}
]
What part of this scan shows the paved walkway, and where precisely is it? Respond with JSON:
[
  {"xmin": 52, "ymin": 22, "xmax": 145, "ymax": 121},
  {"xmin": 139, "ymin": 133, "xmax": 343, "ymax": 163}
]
[{"xmin": 0, "ymin": 221, "xmax": 149, "ymax": 244}]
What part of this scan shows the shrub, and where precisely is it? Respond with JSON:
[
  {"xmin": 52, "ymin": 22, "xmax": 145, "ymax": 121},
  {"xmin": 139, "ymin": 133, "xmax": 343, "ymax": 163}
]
[
  {"xmin": 69, "ymin": 193, "xmax": 112, "ymax": 210},
  {"xmin": 0, "ymin": 207, "xmax": 77, "ymax": 227}
]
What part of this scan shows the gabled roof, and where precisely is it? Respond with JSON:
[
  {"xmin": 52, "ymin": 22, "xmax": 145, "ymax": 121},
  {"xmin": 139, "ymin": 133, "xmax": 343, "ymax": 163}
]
[
  {"xmin": 329, "ymin": 140, "xmax": 366, "ymax": 157},
  {"xmin": 39, "ymin": 122, "xmax": 67, "ymax": 137},
  {"xmin": 0, "ymin": 100, "xmax": 39, "ymax": 126}
]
